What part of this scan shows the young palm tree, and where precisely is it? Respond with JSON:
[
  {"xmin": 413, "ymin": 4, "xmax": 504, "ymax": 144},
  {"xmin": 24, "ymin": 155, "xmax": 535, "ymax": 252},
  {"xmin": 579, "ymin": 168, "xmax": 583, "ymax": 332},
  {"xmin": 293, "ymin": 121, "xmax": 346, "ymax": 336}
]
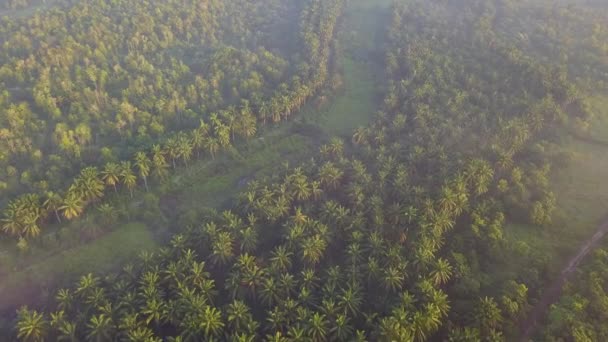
[{"xmin": 97, "ymin": 203, "xmax": 117, "ymax": 226}]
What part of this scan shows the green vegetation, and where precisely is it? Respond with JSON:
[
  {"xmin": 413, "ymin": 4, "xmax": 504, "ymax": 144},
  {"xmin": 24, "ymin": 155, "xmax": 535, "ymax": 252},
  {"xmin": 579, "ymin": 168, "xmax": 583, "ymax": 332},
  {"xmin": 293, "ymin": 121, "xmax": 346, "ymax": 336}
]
[{"xmin": 2, "ymin": 0, "xmax": 608, "ymax": 341}]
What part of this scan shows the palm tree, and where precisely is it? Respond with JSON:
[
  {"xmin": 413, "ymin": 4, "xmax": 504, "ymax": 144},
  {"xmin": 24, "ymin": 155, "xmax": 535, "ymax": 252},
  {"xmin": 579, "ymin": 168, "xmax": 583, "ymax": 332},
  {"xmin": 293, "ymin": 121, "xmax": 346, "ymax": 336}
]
[
  {"xmin": 16, "ymin": 307, "xmax": 48, "ymax": 342},
  {"xmin": 475, "ymin": 297, "xmax": 503, "ymax": 333},
  {"xmin": 192, "ymin": 119, "xmax": 210, "ymax": 158},
  {"xmin": 307, "ymin": 312, "xmax": 328, "ymax": 342},
  {"xmin": 177, "ymin": 132, "xmax": 193, "ymax": 166},
  {"xmin": 55, "ymin": 289, "xmax": 73, "ymax": 312},
  {"xmin": 21, "ymin": 212, "xmax": 41, "ymax": 239},
  {"xmin": 382, "ymin": 266, "xmax": 404, "ymax": 293},
  {"xmin": 101, "ymin": 162, "xmax": 121, "ymax": 193},
  {"xmin": 339, "ymin": 286, "xmax": 363, "ymax": 317},
  {"xmin": 75, "ymin": 167, "xmax": 105, "ymax": 203},
  {"xmin": 260, "ymin": 277, "xmax": 280, "ymax": 307},
  {"xmin": 97, "ymin": 203, "xmax": 117, "ymax": 226},
  {"xmin": 226, "ymin": 300, "xmax": 252, "ymax": 333},
  {"xmin": 86, "ymin": 314, "xmax": 115, "ymax": 342},
  {"xmin": 269, "ymin": 245, "xmax": 293, "ymax": 272},
  {"xmin": 43, "ymin": 191, "xmax": 63, "ymax": 223},
  {"xmin": 301, "ymin": 235, "xmax": 327, "ymax": 266},
  {"xmin": 120, "ymin": 161, "xmax": 137, "ymax": 198},
  {"xmin": 1, "ymin": 204, "xmax": 21, "ymax": 237},
  {"xmin": 60, "ymin": 193, "xmax": 84, "ymax": 220},
  {"xmin": 165, "ymin": 137, "xmax": 180, "ymax": 169},
  {"xmin": 430, "ymin": 258, "xmax": 453, "ymax": 286},
  {"xmin": 134, "ymin": 152, "xmax": 151, "ymax": 192},
  {"xmin": 152, "ymin": 144, "xmax": 169, "ymax": 181},
  {"xmin": 331, "ymin": 314, "xmax": 353, "ymax": 340},
  {"xmin": 205, "ymin": 137, "xmax": 220, "ymax": 159},
  {"xmin": 200, "ymin": 306, "xmax": 224, "ymax": 338},
  {"xmin": 318, "ymin": 162, "xmax": 343, "ymax": 190}
]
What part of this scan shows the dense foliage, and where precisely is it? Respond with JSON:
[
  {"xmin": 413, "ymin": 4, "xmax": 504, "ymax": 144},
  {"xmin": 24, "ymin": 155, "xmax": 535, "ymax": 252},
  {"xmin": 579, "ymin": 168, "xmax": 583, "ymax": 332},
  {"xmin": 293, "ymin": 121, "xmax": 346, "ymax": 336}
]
[
  {"xmin": 5, "ymin": 0, "xmax": 608, "ymax": 341},
  {"xmin": 0, "ymin": 0, "xmax": 342, "ymax": 245}
]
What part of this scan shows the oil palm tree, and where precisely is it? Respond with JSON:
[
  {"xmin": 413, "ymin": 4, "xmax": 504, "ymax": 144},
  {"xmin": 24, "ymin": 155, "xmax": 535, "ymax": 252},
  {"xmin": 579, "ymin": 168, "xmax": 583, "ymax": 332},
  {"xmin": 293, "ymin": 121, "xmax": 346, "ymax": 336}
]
[
  {"xmin": 86, "ymin": 314, "xmax": 115, "ymax": 342},
  {"xmin": 307, "ymin": 312, "xmax": 328, "ymax": 342},
  {"xmin": 430, "ymin": 258, "xmax": 453, "ymax": 286},
  {"xmin": 226, "ymin": 300, "xmax": 252, "ymax": 333},
  {"xmin": 200, "ymin": 306, "xmax": 224, "ymax": 338},
  {"xmin": 16, "ymin": 307, "xmax": 48, "ymax": 342}
]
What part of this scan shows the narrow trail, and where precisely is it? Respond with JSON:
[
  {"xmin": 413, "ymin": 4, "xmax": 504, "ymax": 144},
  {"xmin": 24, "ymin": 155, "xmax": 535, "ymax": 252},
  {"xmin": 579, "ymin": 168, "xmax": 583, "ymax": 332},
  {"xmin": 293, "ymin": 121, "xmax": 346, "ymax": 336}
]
[{"xmin": 519, "ymin": 218, "xmax": 608, "ymax": 340}]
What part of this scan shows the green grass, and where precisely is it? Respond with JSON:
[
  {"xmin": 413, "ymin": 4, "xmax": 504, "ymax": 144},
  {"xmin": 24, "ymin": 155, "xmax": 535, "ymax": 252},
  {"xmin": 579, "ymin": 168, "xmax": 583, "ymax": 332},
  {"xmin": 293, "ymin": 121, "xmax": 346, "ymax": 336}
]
[
  {"xmin": 320, "ymin": 58, "xmax": 378, "ymax": 136},
  {"xmin": 0, "ymin": 223, "xmax": 156, "ymax": 309},
  {"xmin": 165, "ymin": 133, "xmax": 316, "ymax": 218},
  {"xmin": 503, "ymin": 95, "xmax": 608, "ymax": 277}
]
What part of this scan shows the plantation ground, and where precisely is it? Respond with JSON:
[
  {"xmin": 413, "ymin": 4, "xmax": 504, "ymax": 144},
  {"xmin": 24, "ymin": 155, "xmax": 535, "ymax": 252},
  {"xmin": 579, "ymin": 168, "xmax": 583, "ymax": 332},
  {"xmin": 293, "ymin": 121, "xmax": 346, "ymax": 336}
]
[{"xmin": 0, "ymin": 0, "xmax": 387, "ymax": 319}]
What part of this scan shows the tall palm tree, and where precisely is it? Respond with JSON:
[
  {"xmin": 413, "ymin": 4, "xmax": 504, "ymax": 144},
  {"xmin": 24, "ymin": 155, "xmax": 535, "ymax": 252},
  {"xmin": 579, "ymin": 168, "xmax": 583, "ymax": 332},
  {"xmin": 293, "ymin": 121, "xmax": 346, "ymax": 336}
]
[
  {"xmin": 177, "ymin": 133, "xmax": 193, "ymax": 166},
  {"xmin": 134, "ymin": 152, "xmax": 151, "ymax": 192},
  {"xmin": 205, "ymin": 137, "xmax": 220, "ymax": 159},
  {"xmin": 75, "ymin": 167, "xmax": 105, "ymax": 203},
  {"xmin": 120, "ymin": 161, "xmax": 137, "ymax": 198},
  {"xmin": 101, "ymin": 162, "xmax": 121, "ymax": 193},
  {"xmin": 151, "ymin": 144, "xmax": 169, "ymax": 181},
  {"xmin": 44, "ymin": 191, "xmax": 63, "ymax": 223}
]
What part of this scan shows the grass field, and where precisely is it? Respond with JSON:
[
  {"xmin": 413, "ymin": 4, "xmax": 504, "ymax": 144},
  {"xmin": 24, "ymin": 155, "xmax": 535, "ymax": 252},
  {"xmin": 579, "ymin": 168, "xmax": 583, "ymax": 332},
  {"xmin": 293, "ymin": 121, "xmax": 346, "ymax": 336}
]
[
  {"xmin": 500, "ymin": 95, "xmax": 608, "ymax": 286},
  {"xmin": 0, "ymin": 223, "xmax": 156, "ymax": 311}
]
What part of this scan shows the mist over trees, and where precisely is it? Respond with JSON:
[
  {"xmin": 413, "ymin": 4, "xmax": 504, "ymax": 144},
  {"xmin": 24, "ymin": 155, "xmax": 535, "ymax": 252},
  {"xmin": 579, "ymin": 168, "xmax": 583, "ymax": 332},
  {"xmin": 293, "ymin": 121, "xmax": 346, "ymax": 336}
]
[{"xmin": 1, "ymin": 0, "xmax": 607, "ymax": 341}]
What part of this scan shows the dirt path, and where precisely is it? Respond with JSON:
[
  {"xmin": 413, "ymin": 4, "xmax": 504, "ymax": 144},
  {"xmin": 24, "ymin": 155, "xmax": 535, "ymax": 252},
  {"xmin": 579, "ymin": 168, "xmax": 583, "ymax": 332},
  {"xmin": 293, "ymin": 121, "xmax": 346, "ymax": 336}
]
[{"xmin": 519, "ymin": 219, "xmax": 608, "ymax": 340}]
